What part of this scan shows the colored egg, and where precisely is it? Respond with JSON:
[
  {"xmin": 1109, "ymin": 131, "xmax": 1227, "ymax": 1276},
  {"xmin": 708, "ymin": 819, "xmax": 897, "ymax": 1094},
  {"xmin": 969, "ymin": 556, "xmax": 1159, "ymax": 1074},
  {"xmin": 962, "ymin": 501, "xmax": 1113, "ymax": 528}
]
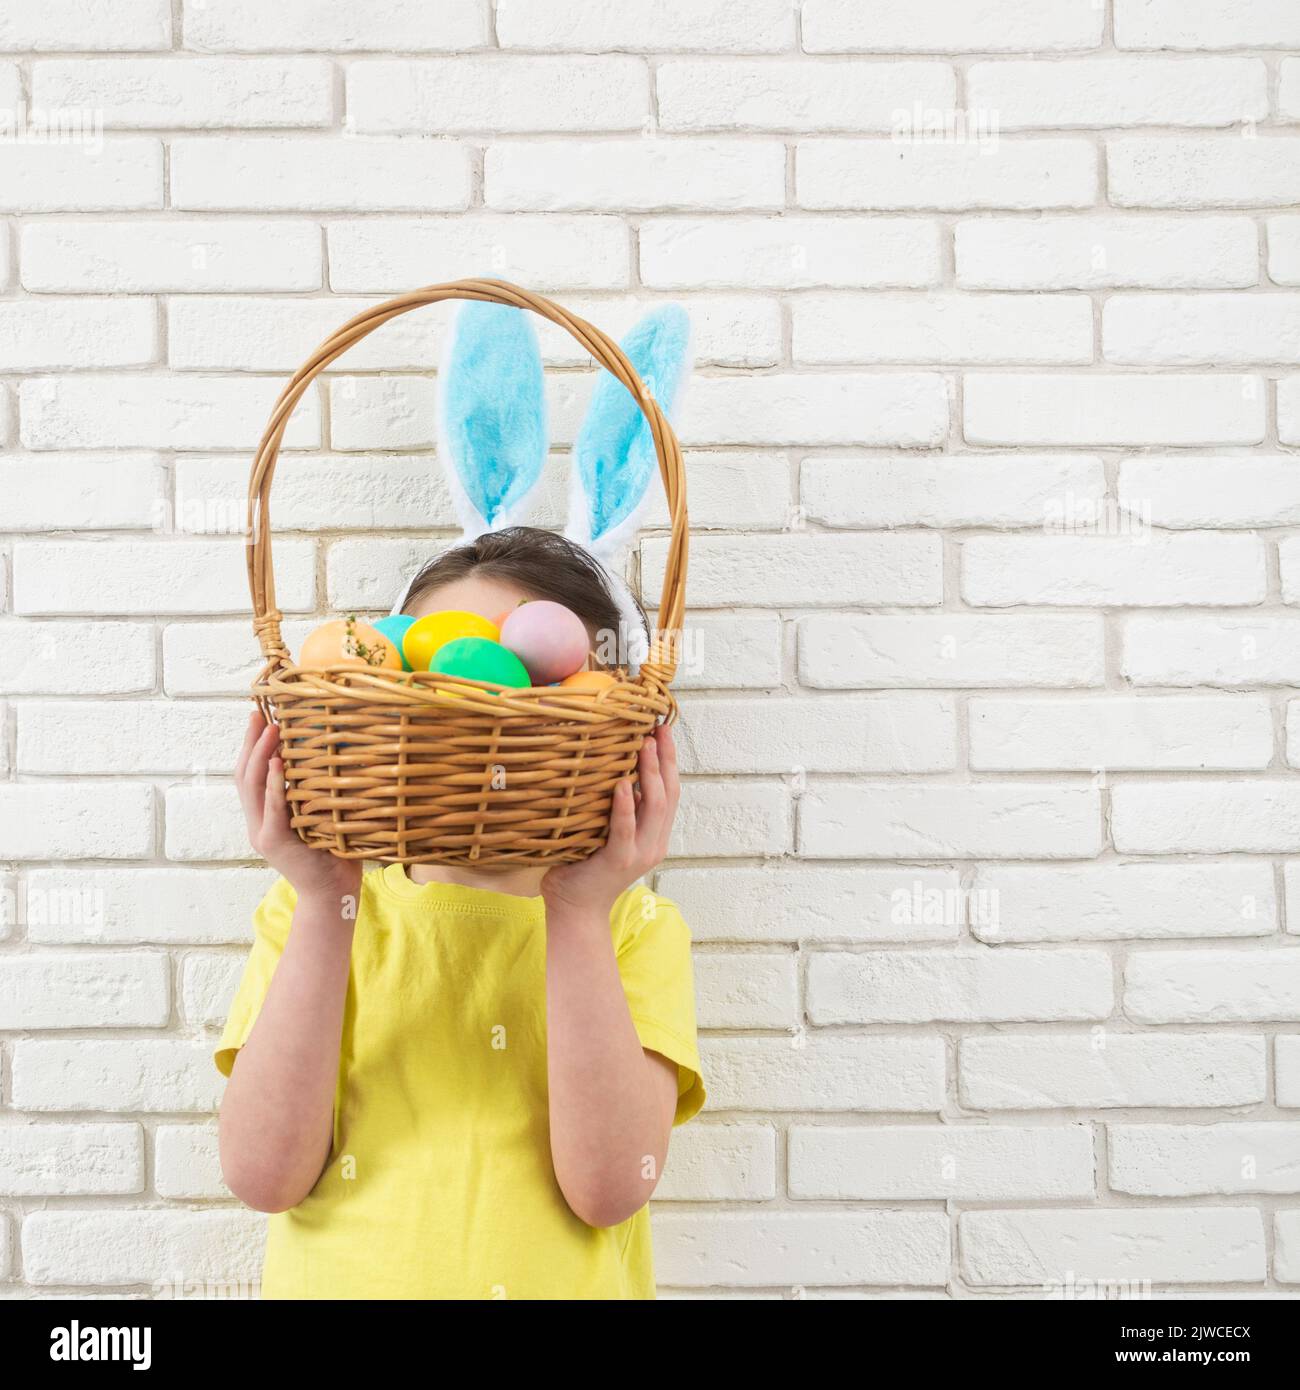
[
  {"xmin": 429, "ymin": 636, "xmax": 531, "ymax": 690},
  {"xmin": 372, "ymin": 614, "xmax": 417, "ymax": 671},
  {"xmin": 558, "ymin": 670, "xmax": 618, "ymax": 691},
  {"xmin": 499, "ymin": 600, "xmax": 590, "ymax": 684},
  {"xmin": 299, "ymin": 617, "xmax": 402, "ymax": 671},
  {"xmin": 403, "ymin": 610, "xmax": 499, "ymax": 672}
]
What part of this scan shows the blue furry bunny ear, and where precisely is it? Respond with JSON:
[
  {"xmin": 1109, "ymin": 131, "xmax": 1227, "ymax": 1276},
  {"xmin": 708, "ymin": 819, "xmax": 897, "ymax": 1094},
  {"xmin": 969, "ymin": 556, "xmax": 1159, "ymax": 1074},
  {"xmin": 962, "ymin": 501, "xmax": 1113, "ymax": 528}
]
[
  {"xmin": 438, "ymin": 300, "xmax": 549, "ymax": 538},
  {"xmin": 566, "ymin": 304, "xmax": 692, "ymax": 560}
]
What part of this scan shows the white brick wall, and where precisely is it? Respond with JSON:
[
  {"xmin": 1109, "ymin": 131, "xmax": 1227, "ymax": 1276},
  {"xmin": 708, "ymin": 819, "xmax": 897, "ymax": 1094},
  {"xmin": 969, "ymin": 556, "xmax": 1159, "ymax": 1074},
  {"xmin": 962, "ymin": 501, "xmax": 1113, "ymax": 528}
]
[{"xmin": 1, "ymin": 0, "xmax": 1297, "ymax": 1303}]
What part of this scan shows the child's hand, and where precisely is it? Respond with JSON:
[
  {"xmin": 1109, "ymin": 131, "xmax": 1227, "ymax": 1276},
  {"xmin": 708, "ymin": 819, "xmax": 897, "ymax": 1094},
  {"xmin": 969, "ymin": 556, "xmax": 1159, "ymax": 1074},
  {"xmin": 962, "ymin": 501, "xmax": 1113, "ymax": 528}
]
[
  {"xmin": 236, "ymin": 710, "xmax": 362, "ymax": 905},
  {"xmin": 541, "ymin": 724, "xmax": 680, "ymax": 917}
]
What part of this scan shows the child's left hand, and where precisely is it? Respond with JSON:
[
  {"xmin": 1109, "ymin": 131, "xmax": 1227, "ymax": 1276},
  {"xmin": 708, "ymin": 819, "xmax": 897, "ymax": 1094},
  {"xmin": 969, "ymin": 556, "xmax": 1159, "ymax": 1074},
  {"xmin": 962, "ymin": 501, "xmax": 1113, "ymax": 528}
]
[{"xmin": 541, "ymin": 724, "xmax": 679, "ymax": 917}]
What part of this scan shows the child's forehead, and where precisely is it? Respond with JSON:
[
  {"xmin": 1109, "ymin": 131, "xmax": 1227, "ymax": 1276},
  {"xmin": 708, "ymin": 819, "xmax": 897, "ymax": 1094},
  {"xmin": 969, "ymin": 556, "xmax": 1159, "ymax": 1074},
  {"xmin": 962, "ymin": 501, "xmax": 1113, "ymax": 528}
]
[{"xmin": 407, "ymin": 573, "xmax": 532, "ymax": 621}]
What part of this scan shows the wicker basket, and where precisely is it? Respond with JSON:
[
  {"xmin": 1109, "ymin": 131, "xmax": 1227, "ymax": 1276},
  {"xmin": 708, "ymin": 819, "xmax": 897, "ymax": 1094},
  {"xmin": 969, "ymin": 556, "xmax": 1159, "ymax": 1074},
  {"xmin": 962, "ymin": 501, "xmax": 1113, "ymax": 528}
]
[{"xmin": 246, "ymin": 279, "xmax": 688, "ymax": 867}]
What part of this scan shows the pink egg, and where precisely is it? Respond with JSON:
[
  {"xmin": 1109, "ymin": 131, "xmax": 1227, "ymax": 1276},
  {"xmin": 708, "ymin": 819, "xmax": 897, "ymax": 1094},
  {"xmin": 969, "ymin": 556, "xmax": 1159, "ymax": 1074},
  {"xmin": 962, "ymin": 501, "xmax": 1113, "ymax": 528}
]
[{"xmin": 499, "ymin": 601, "xmax": 590, "ymax": 684}]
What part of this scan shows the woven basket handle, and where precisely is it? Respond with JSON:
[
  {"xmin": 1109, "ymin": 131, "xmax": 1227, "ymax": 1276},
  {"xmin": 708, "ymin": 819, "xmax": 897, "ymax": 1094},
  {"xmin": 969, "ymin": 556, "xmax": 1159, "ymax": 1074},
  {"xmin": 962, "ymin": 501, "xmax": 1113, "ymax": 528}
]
[{"xmin": 246, "ymin": 278, "xmax": 688, "ymax": 689}]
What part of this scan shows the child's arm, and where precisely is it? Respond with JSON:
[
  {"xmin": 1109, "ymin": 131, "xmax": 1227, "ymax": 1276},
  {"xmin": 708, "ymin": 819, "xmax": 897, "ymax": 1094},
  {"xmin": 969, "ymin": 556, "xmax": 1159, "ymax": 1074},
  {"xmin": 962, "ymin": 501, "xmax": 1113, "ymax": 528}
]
[
  {"xmin": 217, "ymin": 713, "xmax": 363, "ymax": 1213},
  {"xmin": 541, "ymin": 726, "xmax": 683, "ymax": 1228}
]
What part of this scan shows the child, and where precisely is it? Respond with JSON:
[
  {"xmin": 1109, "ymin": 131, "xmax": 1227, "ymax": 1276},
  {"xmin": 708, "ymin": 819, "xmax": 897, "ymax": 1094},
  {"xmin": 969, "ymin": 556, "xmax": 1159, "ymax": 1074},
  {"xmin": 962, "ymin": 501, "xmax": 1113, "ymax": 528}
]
[{"xmin": 215, "ymin": 303, "xmax": 705, "ymax": 1300}]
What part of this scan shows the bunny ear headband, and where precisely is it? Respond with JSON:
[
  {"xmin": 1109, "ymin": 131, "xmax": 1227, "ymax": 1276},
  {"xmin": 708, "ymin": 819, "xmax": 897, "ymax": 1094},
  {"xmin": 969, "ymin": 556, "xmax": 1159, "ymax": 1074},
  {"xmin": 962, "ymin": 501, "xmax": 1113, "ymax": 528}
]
[{"xmin": 390, "ymin": 300, "xmax": 692, "ymax": 676}]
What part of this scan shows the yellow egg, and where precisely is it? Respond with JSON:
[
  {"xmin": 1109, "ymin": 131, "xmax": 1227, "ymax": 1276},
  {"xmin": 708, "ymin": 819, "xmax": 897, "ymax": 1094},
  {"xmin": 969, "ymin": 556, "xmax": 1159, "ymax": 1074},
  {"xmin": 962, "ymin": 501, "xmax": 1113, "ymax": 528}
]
[
  {"xmin": 403, "ymin": 610, "xmax": 500, "ymax": 671},
  {"xmin": 558, "ymin": 670, "xmax": 618, "ymax": 691},
  {"xmin": 298, "ymin": 617, "xmax": 402, "ymax": 671}
]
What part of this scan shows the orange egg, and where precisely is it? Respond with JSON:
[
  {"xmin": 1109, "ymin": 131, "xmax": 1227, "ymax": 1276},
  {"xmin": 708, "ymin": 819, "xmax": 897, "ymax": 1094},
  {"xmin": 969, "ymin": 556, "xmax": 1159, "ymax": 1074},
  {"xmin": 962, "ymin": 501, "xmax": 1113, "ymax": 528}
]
[
  {"xmin": 298, "ymin": 617, "xmax": 402, "ymax": 671},
  {"xmin": 558, "ymin": 670, "xmax": 618, "ymax": 691}
]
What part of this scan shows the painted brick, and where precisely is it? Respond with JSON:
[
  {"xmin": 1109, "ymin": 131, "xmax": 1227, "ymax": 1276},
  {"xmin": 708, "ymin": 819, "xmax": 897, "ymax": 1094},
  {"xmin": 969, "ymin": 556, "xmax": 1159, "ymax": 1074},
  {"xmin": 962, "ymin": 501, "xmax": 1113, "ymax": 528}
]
[
  {"xmin": 328, "ymin": 216, "xmax": 629, "ymax": 292},
  {"xmin": 801, "ymin": 784, "xmax": 1102, "ymax": 859},
  {"xmin": 968, "ymin": 58, "xmax": 1267, "ymax": 128},
  {"xmin": 695, "ymin": 952, "xmax": 797, "ymax": 1030},
  {"xmin": 0, "ymin": 0, "xmax": 170, "ymax": 50},
  {"xmin": 802, "ymin": 455, "xmax": 1105, "ymax": 528},
  {"xmin": 657, "ymin": 59, "xmax": 955, "ymax": 132},
  {"xmin": 656, "ymin": 866, "xmax": 962, "ymax": 943},
  {"xmin": 963, "ymin": 534, "xmax": 1267, "ymax": 607},
  {"xmin": 1104, "ymin": 293, "xmax": 1300, "ymax": 365},
  {"xmin": 171, "ymin": 137, "xmax": 472, "ymax": 212},
  {"xmin": 13, "ymin": 539, "xmax": 315, "ymax": 615},
  {"xmin": 971, "ymin": 864, "xmax": 1276, "ymax": 943},
  {"xmin": 23, "ymin": 1210, "xmax": 264, "ymax": 1287},
  {"xmin": 12, "ymin": 1040, "xmax": 222, "ymax": 1112},
  {"xmin": 0, "ymin": 1123, "xmax": 143, "ymax": 1196},
  {"xmin": 23, "ymin": 867, "xmax": 274, "ymax": 945},
  {"xmin": 643, "ymin": 532, "xmax": 942, "ymax": 608},
  {"xmin": 1114, "ymin": 0, "xmax": 1300, "ymax": 49},
  {"xmin": 960, "ymin": 1034, "xmax": 1267, "ymax": 1110},
  {"xmin": 0, "ymin": 141, "xmax": 161, "ymax": 212},
  {"xmin": 961, "ymin": 1208, "xmax": 1265, "ymax": 1285},
  {"xmin": 1109, "ymin": 137, "xmax": 1300, "ymax": 209},
  {"xmin": 701, "ymin": 1036, "xmax": 945, "ymax": 1113},
  {"xmin": 655, "ymin": 1211, "xmax": 949, "ymax": 1288},
  {"xmin": 1127, "ymin": 950, "xmax": 1300, "ymax": 1022},
  {"xmin": 154, "ymin": 1125, "xmax": 226, "ymax": 1200},
  {"xmin": 4, "ymin": 454, "xmax": 163, "ymax": 531},
  {"xmin": 793, "ymin": 292, "xmax": 1093, "ymax": 365},
  {"xmin": 968, "ymin": 696, "xmax": 1273, "ymax": 771},
  {"xmin": 803, "ymin": 0, "xmax": 1105, "ymax": 53},
  {"xmin": 32, "ymin": 58, "xmax": 334, "ymax": 128},
  {"xmin": 1119, "ymin": 456, "xmax": 1300, "ymax": 527},
  {"xmin": 789, "ymin": 1124, "xmax": 1096, "ymax": 1200},
  {"xmin": 0, "ymin": 784, "xmax": 154, "ymax": 860},
  {"xmin": 652, "ymin": 1124, "xmax": 777, "ymax": 1202},
  {"xmin": 486, "ymin": 140, "xmax": 785, "ymax": 212},
  {"xmin": 1112, "ymin": 782, "xmax": 1300, "ymax": 854},
  {"xmin": 1110, "ymin": 1124, "xmax": 1300, "ymax": 1195},
  {"xmin": 964, "ymin": 373, "xmax": 1266, "ymax": 446},
  {"xmin": 1121, "ymin": 616, "xmax": 1300, "ymax": 687},
  {"xmin": 21, "ymin": 220, "xmax": 323, "ymax": 292},
  {"xmin": 20, "ymin": 375, "xmax": 321, "ymax": 451},
  {"xmin": 807, "ymin": 948, "xmax": 1113, "ymax": 1024},
  {"xmin": 799, "ymin": 139, "xmax": 1098, "ymax": 210},
  {"xmin": 676, "ymin": 696, "xmax": 956, "ymax": 774},
  {"xmin": 956, "ymin": 215, "xmax": 1258, "ymax": 289},
  {"xmin": 640, "ymin": 216, "xmax": 942, "ymax": 289},
  {"xmin": 348, "ymin": 57, "xmax": 648, "ymax": 133},
  {"xmin": 799, "ymin": 613, "xmax": 1105, "ymax": 689},
  {"xmin": 184, "ymin": 0, "xmax": 488, "ymax": 52},
  {"xmin": 496, "ymin": 0, "xmax": 795, "ymax": 52},
  {"xmin": 0, "ymin": 954, "xmax": 169, "ymax": 1028}
]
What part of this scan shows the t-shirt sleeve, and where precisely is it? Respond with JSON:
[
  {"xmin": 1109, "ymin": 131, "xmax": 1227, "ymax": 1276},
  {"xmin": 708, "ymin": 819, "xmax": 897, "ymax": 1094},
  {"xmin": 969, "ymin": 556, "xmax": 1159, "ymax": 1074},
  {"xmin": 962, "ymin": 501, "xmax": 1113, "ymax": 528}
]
[
  {"xmin": 213, "ymin": 875, "xmax": 297, "ymax": 1079},
  {"xmin": 614, "ymin": 889, "xmax": 707, "ymax": 1127}
]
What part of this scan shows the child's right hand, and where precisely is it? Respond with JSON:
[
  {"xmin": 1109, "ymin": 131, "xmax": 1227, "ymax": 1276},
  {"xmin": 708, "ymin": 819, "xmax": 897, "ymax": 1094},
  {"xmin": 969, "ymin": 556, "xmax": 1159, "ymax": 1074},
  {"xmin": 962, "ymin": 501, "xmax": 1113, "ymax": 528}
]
[{"xmin": 236, "ymin": 710, "xmax": 363, "ymax": 905}]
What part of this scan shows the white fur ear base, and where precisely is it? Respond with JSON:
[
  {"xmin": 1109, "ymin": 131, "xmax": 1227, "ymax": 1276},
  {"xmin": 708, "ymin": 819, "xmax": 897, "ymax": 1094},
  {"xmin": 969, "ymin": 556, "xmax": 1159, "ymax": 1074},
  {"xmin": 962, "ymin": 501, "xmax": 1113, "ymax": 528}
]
[
  {"xmin": 390, "ymin": 569, "xmax": 417, "ymax": 616},
  {"xmin": 600, "ymin": 564, "xmax": 651, "ymax": 676}
]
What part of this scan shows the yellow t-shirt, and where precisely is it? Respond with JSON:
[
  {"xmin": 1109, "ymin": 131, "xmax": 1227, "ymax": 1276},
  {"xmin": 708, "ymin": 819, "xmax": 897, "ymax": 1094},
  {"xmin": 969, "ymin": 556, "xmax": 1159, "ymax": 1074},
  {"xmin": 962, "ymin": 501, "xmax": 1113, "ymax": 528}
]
[{"xmin": 214, "ymin": 864, "xmax": 706, "ymax": 1300}]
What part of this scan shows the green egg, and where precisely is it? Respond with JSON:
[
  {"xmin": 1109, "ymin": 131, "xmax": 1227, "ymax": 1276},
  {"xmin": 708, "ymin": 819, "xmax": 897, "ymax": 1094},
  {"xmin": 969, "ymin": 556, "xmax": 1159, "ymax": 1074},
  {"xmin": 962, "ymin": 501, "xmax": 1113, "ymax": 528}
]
[{"xmin": 429, "ymin": 637, "xmax": 531, "ymax": 689}]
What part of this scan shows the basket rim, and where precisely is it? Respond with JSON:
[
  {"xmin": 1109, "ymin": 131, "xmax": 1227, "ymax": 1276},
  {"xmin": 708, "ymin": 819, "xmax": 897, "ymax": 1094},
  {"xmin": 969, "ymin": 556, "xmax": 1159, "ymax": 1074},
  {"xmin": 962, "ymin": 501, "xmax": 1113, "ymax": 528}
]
[
  {"xmin": 253, "ymin": 658, "xmax": 676, "ymax": 727},
  {"xmin": 245, "ymin": 277, "xmax": 688, "ymax": 699}
]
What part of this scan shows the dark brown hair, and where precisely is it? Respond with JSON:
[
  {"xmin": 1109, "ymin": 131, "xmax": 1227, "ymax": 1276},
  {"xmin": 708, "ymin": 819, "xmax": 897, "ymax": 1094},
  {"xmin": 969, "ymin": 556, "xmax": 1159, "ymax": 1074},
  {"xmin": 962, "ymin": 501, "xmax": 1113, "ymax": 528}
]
[{"xmin": 400, "ymin": 526, "xmax": 647, "ymax": 664}]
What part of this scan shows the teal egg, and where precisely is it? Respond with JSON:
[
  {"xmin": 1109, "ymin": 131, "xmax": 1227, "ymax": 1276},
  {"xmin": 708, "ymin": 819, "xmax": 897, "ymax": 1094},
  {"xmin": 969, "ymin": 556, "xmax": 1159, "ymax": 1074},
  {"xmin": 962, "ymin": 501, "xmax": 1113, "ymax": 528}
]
[
  {"xmin": 373, "ymin": 614, "xmax": 417, "ymax": 671},
  {"xmin": 429, "ymin": 637, "xmax": 531, "ymax": 689}
]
